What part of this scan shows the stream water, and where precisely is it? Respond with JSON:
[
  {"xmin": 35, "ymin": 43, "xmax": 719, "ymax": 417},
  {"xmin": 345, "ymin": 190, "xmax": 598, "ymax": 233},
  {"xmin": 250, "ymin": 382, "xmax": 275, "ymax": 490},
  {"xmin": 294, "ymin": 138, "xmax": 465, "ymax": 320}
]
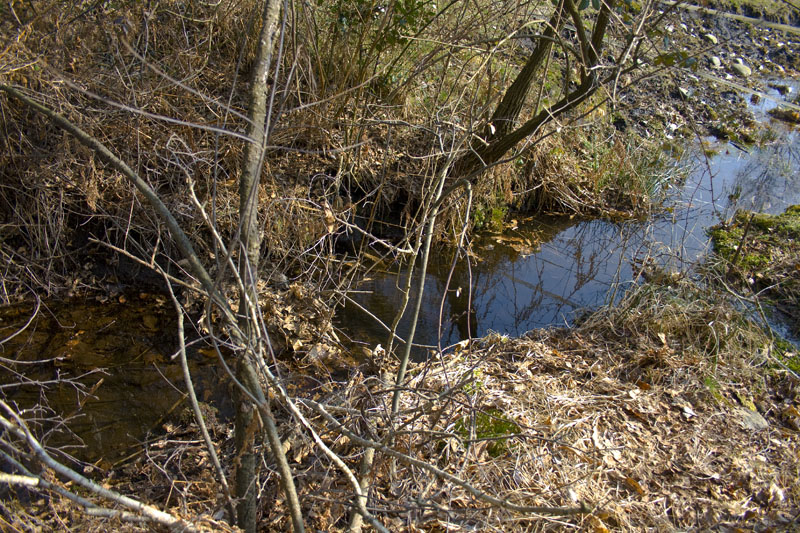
[
  {"xmin": 342, "ymin": 81, "xmax": 800, "ymax": 356},
  {"xmin": 1, "ymin": 81, "xmax": 797, "ymax": 463},
  {"xmin": 0, "ymin": 296, "xmax": 232, "ymax": 463}
]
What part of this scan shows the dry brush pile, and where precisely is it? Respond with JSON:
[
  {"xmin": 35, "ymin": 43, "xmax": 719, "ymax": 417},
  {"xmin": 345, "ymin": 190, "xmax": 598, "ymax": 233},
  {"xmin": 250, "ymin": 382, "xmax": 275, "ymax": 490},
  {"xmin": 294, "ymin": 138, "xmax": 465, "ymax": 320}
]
[
  {"xmin": 5, "ymin": 279, "xmax": 797, "ymax": 531},
  {"xmin": 4, "ymin": 1, "xmax": 800, "ymax": 532},
  {"xmin": 0, "ymin": 0, "xmax": 684, "ymax": 300}
]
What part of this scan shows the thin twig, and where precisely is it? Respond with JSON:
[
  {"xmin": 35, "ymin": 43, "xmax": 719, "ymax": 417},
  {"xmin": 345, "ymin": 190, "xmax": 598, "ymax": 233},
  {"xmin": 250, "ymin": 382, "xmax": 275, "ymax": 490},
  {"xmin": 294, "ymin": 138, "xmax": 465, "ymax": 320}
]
[
  {"xmin": 0, "ymin": 402, "xmax": 198, "ymax": 532},
  {"xmin": 164, "ymin": 281, "xmax": 237, "ymax": 521}
]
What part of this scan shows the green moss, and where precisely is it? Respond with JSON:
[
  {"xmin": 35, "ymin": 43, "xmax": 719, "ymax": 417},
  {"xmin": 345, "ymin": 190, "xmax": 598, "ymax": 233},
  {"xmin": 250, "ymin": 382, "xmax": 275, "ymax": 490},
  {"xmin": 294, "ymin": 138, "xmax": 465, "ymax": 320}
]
[
  {"xmin": 463, "ymin": 369, "xmax": 484, "ymax": 394},
  {"xmin": 709, "ymin": 205, "xmax": 800, "ymax": 335},
  {"xmin": 472, "ymin": 203, "xmax": 507, "ymax": 231},
  {"xmin": 784, "ymin": 355, "xmax": 800, "ymax": 374},
  {"xmin": 774, "ymin": 336, "xmax": 796, "ymax": 354},
  {"xmin": 754, "ymin": 207, "xmax": 800, "ymax": 235},
  {"xmin": 708, "ymin": 225, "xmax": 771, "ymax": 270},
  {"xmin": 703, "ymin": 375, "xmax": 724, "ymax": 402},
  {"xmin": 710, "ymin": 206, "xmax": 800, "ymax": 269},
  {"xmin": 455, "ymin": 408, "xmax": 520, "ymax": 458},
  {"xmin": 772, "ymin": 336, "xmax": 800, "ymax": 372}
]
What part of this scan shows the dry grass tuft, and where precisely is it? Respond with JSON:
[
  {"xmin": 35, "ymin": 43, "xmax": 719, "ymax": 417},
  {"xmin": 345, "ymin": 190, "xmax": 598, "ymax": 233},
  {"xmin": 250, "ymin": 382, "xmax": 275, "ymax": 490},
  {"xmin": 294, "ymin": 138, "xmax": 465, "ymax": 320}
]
[
  {"xmin": 0, "ymin": 0, "xmax": 676, "ymax": 301},
  {"xmin": 3, "ymin": 282, "xmax": 797, "ymax": 531}
]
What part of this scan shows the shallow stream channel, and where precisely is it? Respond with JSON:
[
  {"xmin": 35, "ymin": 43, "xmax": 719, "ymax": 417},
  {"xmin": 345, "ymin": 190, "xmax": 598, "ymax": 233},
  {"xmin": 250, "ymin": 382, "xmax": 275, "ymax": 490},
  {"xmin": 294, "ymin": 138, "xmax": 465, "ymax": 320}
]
[
  {"xmin": 1, "ymin": 81, "xmax": 798, "ymax": 464},
  {"xmin": 342, "ymin": 82, "xmax": 800, "ymax": 356}
]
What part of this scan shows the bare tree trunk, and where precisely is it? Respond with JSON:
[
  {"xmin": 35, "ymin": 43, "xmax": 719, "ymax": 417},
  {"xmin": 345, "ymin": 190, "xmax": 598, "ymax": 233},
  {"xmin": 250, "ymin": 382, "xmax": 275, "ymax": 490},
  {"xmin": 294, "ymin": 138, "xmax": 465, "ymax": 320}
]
[
  {"xmin": 486, "ymin": 3, "xmax": 566, "ymax": 141},
  {"xmin": 456, "ymin": 0, "xmax": 614, "ymax": 178},
  {"xmin": 235, "ymin": 1, "xmax": 304, "ymax": 533}
]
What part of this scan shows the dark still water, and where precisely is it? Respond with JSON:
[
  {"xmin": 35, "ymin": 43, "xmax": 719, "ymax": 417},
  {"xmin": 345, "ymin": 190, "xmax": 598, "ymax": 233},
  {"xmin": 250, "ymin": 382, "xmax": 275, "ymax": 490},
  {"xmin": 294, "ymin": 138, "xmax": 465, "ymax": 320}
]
[{"xmin": 0, "ymin": 297, "xmax": 230, "ymax": 463}]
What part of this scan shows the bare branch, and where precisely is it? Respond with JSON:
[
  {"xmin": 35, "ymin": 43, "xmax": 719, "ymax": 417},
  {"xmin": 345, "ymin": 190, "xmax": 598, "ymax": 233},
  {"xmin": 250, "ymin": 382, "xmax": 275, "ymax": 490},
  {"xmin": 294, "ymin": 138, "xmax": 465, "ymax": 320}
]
[
  {"xmin": 303, "ymin": 398, "xmax": 592, "ymax": 518},
  {"xmin": 0, "ymin": 402, "xmax": 199, "ymax": 532}
]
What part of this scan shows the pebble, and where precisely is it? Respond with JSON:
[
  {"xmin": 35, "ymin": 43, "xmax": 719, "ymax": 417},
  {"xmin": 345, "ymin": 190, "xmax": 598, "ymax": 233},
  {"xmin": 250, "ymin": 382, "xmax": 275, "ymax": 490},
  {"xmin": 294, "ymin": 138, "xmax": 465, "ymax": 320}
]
[
  {"xmin": 734, "ymin": 407, "xmax": 769, "ymax": 431},
  {"xmin": 704, "ymin": 33, "xmax": 718, "ymax": 45},
  {"xmin": 731, "ymin": 60, "xmax": 752, "ymax": 77},
  {"xmin": 710, "ymin": 56, "xmax": 722, "ymax": 68}
]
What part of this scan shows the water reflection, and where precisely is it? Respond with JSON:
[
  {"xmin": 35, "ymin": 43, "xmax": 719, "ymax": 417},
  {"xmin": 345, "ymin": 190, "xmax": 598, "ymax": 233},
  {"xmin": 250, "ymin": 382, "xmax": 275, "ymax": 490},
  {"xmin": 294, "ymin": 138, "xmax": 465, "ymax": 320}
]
[
  {"xmin": 343, "ymin": 94, "xmax": 800, "ymax": 353},
  {"xmin": 0, "ymin": 298, "xmax": 229, "ymax": 462}
]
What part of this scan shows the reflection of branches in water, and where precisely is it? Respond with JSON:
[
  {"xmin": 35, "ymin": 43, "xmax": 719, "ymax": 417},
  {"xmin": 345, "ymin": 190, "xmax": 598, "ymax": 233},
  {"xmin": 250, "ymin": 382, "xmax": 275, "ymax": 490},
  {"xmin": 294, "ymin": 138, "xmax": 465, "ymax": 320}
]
[
  {"xmin": 347, "ymin": 132, "xmax": 800, "ymax": 349},
  {"xmin": 474, "ymin": 256, "xmax": 545, "ymax": 334},
  {"xmin": 531, "ymin": 221, "xmax": 638, "ymax": 316},
  {"xmin": 464, "ymin": 218, "xmax": 646, "ymax": 336},
  {"xmin": 728, "ymin": 133, "xmax": 800, "ymax": 215},
  {"xmin": 654, "ymin": 131, "xmax": 800, "ymax": 269}
]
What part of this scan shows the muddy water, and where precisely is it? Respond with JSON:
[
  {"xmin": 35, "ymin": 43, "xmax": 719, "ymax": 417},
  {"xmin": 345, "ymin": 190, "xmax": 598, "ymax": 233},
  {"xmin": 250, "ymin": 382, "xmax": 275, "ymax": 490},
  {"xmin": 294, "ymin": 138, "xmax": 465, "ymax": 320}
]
[
  {"xmin": 343, "ymin": 82, "xmax": 800, "ymax": 355},
  {"xmin": 0, "ymin": 296, "xmax": 229, "ymax": 463}
]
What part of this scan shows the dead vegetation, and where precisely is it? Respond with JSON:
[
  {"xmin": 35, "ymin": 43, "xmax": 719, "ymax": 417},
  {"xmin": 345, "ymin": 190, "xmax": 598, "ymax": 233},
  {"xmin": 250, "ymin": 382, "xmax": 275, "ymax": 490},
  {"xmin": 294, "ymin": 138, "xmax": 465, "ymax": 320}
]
[
  {"xmin": 2, "ymin": 1, "xmax": 800, "ymax": 532},
  {"xmin": 328, "ymin": 280, "xmax": 799, "ymax": 531},
  {"xmin": 4, "ymin": 279, "xmax": 797, "ymax": 532},
  {"xmin": 0, "ymin": 0, "xmax": 677, "ymax": 301}
]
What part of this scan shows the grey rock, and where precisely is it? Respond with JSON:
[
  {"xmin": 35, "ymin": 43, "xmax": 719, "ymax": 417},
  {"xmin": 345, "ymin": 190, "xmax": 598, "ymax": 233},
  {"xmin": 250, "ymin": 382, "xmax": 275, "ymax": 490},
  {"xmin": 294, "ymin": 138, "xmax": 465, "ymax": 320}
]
[
  {"xmin": 710, "ymin": 56, "xmax": 721, "ymax": 69},
  {"xmin": 265, "ymin": 270, "xmax": 290, "ymax": 289},
  {"xmin": 734, "ymin": 407, "xmax": 769, "ymax": 431}
]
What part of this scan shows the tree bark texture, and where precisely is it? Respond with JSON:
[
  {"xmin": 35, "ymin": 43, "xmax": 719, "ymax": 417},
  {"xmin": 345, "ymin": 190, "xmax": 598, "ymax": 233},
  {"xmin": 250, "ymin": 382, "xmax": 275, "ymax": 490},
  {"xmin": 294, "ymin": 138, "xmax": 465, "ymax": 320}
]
[
  {"xmin": 487, "ymin": 3, "xmax": 565, "ymax": 141},
  {"xmin": 456, "ymin": 0, "xmax": 614, "ymax": 178},
  {"xmin": 234, "ymin": 1, "xmax": 303, "ymax": 533}
]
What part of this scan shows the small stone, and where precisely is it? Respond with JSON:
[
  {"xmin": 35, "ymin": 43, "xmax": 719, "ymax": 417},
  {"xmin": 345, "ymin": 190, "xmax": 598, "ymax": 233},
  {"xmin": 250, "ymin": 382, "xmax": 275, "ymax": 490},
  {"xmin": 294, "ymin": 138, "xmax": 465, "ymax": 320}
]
[
  {"xmin": 734, "ymin": 407, "xmax": 769, "ymax": 431},
  {"xmin": 680, "ymin": 23, "xmax": 688, "ymax": 31},
  {"xmin": 678, "ymin": 87, "xmax": 690, "ymax": 99},
  {"xmin": 710, "ymin": 56, "xmax": 721, "ymax": 68},
  {"xmin": 704, "ymin": 33, "xmax": 718, "ymax": 45},
  {"xmin": 731, "ymin": 61, "xmax": 752, "ymax": 77},
  {"xmin": 266, "ymin": 271, "xmax": 290, "ymax": 289}
]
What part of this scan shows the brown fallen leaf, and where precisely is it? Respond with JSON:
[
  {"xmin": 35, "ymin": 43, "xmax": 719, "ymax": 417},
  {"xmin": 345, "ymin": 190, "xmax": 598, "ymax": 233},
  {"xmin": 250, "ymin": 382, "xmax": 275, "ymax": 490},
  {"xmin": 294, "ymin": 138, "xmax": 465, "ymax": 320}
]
[{"xmin": 625, "ymin": 476, "xmax": 646, "ymax": 497}]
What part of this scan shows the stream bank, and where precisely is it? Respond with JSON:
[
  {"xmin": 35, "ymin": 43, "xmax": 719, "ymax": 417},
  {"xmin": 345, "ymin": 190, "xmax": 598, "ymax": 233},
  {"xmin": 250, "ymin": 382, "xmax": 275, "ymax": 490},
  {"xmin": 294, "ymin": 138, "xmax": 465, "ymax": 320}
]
[
  {"xmin": 1, "ymin": 2, "xmax": 800, "ymax": 532},
  {"xmin": 341, "ymin": 78, "xmax": 800, "ymax": 355}
]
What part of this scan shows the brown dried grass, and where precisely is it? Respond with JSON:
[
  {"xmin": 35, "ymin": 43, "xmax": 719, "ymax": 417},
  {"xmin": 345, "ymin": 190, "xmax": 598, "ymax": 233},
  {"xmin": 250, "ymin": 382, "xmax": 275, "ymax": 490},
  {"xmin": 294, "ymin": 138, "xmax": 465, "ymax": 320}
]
[
  {"xmin": 295, "ymin": 280, "xmax": 799, "ymax": 531},
  {"xmin": 3, "ymin": 284, "xmax": 797, "ymax": 531},
  {"xmin": 0, "ymin": 0, "xmax": 668, "ymax": 302}
]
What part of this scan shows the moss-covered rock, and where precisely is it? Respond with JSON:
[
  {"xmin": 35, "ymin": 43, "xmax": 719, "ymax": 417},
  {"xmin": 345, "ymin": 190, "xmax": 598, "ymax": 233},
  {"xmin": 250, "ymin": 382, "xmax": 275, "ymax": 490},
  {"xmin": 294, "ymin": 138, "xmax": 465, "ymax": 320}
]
[{"xmin": 709, "ymin": 205, "xmax": 800, "ymax": 333}]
